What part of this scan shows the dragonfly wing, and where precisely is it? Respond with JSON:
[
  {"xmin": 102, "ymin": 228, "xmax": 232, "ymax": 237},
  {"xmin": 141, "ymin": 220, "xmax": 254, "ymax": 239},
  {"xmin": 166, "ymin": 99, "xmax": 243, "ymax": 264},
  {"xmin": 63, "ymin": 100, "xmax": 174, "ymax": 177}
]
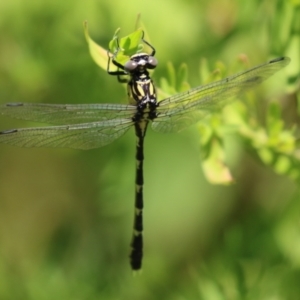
[
  {"xmin": 0, "ymin": 102, "xmax": 137, "ymax": 125},
  {"xmin": 152, "ymin": 57, "xmax": 290, "ymax": 133},
  {"xmin": 151, "ymin": 109, "xmax": 208, "ymax": 133},
  {"xmin": 0, "ymin": 119, "xmax": 133, "ymax": 150}
]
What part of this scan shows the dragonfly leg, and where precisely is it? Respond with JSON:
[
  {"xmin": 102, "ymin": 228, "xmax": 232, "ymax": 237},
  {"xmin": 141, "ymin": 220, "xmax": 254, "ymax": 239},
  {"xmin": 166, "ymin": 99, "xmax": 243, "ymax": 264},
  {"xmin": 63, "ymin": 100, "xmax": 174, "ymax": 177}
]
[{"xmin": 141, "ymin": 31, "xmax": 156, "ymax": 56}]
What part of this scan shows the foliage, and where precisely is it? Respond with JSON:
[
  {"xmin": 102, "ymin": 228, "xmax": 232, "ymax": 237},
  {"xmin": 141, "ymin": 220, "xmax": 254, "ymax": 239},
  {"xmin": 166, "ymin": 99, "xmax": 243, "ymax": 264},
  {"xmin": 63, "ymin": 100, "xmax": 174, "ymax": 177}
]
[
  {"xmin": 86, "ymin": 18, "xmax": 298, "ymax": 185},
  {"xmin": 0, "ymin": 0, "xmax": 299, "ymax": 300}
]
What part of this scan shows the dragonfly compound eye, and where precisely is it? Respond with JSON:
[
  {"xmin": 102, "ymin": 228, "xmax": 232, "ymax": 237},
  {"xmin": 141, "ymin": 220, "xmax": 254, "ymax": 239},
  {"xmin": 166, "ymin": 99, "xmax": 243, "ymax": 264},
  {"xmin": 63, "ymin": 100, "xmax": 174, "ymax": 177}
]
[
  {"xmin": 124, "ymin": 60, "xmax": 138, "ymax": 72},
  {"xmin": 146, "ymin": 56, "xmax": 158, "ymax": 69}
]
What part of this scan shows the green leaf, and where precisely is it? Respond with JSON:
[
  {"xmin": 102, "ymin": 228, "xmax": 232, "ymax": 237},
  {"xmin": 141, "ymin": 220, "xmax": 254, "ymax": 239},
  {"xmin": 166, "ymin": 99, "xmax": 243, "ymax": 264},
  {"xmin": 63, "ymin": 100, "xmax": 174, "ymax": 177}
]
[
  {"xmin": 158, "ymin": 62, "xmax": 191, "ymax": 99},
  {"xmin": 108, "ymin": 28, "xmax": 122, "ymax": 54},
  {"xmin": 266, "ymin": 102, "xmax": 284, "ymax": 136},
  {"xmin": 158, "ymin": 63, "xmax": 177, "ymax": 97},
  {"xmin": 84, "ymin": 22, "xmax": 144, "ymax": 71},
  {"xmin": 201, "ymin": 135, "xmax": 234, "ymax": 185},
  {"xmin": 274, "ymin": 155, "xmax": 292, "ymax": 174},
  {"xmin": 257, "ymin": 147, "xmax": 274, "ymax": 164},
  {"xmin": 166, "ymin": 62, "xmax": 176, "ymax": 90},
  {"xmin": 198, "ymin": 117, "xmax": 234, "ymax": 185},
  {"xmin": 108, "ymin": 28, "xmax": 144, "ymax": 66},
  {"xmin": 83, "ymin": 21, "xmax": 108, "ymax": 71},
  {"xmin": 177, "ymin": 63, "xmax": 190, "ymax": 92}
]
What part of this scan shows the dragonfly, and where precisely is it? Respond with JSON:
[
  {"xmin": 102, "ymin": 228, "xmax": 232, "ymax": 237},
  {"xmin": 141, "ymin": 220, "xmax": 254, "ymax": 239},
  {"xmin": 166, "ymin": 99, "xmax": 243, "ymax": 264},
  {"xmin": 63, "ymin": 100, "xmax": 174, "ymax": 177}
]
[{"xmin": 0, "ymin": 31, "xmax": 290, "ymax": 270}]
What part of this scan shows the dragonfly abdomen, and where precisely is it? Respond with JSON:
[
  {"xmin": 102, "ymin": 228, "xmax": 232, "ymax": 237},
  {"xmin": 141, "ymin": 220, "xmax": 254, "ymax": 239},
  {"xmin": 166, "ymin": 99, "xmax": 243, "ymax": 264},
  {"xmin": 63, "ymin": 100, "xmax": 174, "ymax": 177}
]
[{"xmin": 129, "ymin": 122, "xmax": 148, "ymax": 270}]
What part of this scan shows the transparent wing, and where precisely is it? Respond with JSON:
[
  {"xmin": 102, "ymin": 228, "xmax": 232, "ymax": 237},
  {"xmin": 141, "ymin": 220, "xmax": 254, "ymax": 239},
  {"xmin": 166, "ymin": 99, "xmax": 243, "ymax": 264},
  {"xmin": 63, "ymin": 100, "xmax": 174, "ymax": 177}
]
[
  {"xmin": 152, "ymin": 57, "xmax": 290, "ymax": 133},
  {"xmin": 0, "ymin": 102, "xmax": 137, "ymax": 125},
  {"xmin": 0, "ymin": 119, "xmax": 133, "ymax": 150}
]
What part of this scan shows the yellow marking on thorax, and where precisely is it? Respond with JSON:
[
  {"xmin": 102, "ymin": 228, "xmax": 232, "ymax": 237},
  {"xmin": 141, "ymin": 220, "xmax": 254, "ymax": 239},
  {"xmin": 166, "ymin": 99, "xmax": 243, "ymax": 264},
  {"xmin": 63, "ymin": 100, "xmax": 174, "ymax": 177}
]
[
  {"xmin": 127, "ymin": 78, "xmax": 154, "ymax": 105},
  {"xmin": 136, "ymin": 83, "xmax": 145, "ymax": 98}
]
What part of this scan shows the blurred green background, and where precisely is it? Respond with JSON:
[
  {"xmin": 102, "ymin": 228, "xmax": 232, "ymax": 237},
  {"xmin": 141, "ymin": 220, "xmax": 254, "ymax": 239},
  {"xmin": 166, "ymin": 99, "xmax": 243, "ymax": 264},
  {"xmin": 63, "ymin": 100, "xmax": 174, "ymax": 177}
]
[{"xmin": 0, "ymin": 0, "xmax": 299, "ymax": 299}]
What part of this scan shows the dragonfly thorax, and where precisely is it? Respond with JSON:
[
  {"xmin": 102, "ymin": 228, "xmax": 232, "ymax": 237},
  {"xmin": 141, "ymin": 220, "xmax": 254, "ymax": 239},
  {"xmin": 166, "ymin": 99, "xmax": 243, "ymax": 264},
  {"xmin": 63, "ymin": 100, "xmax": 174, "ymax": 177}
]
[{"xmin": 127, "ymin": 72, "xmax": 157, "ymax": 106}]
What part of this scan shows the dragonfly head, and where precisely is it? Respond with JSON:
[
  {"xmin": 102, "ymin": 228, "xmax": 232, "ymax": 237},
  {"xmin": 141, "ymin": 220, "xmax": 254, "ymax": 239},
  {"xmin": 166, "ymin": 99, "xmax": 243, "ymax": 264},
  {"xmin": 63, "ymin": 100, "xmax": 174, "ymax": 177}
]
[{"xmin": 124, "ymin": 53, "xmax": 158, "ymax": 74}]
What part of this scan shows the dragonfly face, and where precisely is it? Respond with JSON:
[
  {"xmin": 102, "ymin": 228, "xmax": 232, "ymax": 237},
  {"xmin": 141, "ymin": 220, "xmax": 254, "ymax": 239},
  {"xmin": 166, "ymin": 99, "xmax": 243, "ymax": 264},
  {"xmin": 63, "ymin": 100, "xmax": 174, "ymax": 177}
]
[
  {"xmin": 124, "ymin": 53, "xmax": 158, "ymax": 73},
  {"xmin": 0, "ymin": 30, "xmax": 290, "ymax": 271}
]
